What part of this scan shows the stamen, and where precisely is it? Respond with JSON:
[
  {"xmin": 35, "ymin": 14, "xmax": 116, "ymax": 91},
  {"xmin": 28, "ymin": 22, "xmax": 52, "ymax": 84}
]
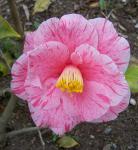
[{"xmin": 56, "ymin": 65, "xmax": 83, "ymax": 93}]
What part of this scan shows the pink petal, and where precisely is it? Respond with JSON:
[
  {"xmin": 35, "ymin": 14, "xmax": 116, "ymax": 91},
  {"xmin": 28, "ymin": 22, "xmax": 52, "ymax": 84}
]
[
  {"xmin": 75, "ymin": 81, "xmax": 110, "ymax": 121},
  {"xmin": 58, "ymin": 14, "xmax": 98, "ymax": 53},
  {"xmin": 11, "ymin": 41, "xmax": 69, "ymax": 101},
  {"xmin": 28, "ymin": 78, "xmax": 81, "ymax": 135},
  {"xmin": 71, "ymin": 44, "xmax": 129, "ymax": 107},
  {"xmin": 24, "ymin": 75, "xmax": 42, "ymax": 103},
  {"xmin": 93, "ymin": 90, "xmax": 130, "ymax": 122},
  {"xmin": 71, "ymin": 44, "xmax": 99, "ymax": 66},
  {"xmin": 24, "ymin": 31, "xmax": 35, "ymax": 52},
  {"xmin": 23, "ymin": 17, "xmax": 59, "ymax": 52},
  {"xmin": 27, "ymin": 78, "xmax": 60, "ymax": 109},
  {"xmin": 27, "ymin": 41, "xmax": 69, "ymax": 82},
  {"xmin": 28, "ymin": 78, "xmax": 110, "ymax": 133},
  {"xmin": 23, "ymin": 14, "xmax": 98, "ymax": 53},
  {"xmin": 24, "ymin": 41, "xmax": 69, "ymax": 103},
  {"xmin": 11, "ymin": 53, "xmax": 28, "ymax": 100},
  {"xmin": 89, "ymin": 18, "xmax": 130, "ymax": 73},
  {"xmin": 29, "ymin": 101, "xmax": 80, "ymax": 135}
]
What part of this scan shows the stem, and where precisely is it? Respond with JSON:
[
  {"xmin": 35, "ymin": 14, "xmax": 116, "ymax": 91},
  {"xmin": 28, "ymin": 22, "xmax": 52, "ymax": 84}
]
[
  {"xmin": 6, "ymin": 127, "xmax": 39, "ymax": 138},
  {"xmin": 38, "ymin": 129, "xmax": 45, "ymax": 149},
  {"xmin": 0, "ymin": 49, "xmax": 17, "ymax": 142},
  {"xmin": 1, "ymin": 95, "xmax": 17, "ymax": 126},
  {"xmin": 0, "ymin": 0, "xmax": 24, "ymax": 143},
  {"xmin": 0, "ymin": 95, "xmax": 18, "ymax": 142},
  {"xmin": 7, "ymin": 0, "xmax": 24, "ymax": 37}
]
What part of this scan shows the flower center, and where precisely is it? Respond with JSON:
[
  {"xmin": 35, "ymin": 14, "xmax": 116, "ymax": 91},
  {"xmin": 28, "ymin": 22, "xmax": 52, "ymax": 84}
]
[{"xmin": 56, "ymin": 65, "xmax": 83, "ymax": 93}]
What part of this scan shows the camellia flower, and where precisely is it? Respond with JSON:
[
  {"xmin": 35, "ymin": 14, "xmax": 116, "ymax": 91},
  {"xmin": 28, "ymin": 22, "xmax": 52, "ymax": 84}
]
[{"xmin": 11, "ymin": 14, "xmax": 130, "ymax": 135}]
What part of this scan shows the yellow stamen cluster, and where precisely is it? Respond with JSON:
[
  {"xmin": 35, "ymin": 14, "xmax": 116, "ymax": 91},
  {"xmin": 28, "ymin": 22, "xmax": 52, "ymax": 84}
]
[{"xmin": 56, "ymin": 66, "xmax": 83, "ymax": 93}]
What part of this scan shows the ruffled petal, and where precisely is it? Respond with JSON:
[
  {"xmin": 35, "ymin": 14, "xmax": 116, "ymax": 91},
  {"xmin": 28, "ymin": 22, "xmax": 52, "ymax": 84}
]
[
  {"xmin": 29, "ymin": 101, "xmax": 80, "ymax": 135},
  {"xmin": 89, "ymin": 18, "xmax": 130, "ymax": 73},
  {"xmin": 11, "ymin": 53, "xmax": 28, "ymax": 100},
  {"xmin": 24, "ymin": 31, "xmax": 35, "ymax": 52},
  {"xmin": 93, "ymin": 90, "xmax": 130, "ymax": 122},
  {"xmin": 26, "ymin": 41, "xmax": 69, "ymax": 82},
  {"xmin": 11, "ymin": 41, "xmax": 69, "ymax": 101},
  {"xmin": 58, "ymin": 14, "xmax": 98, "ymax": 53},
  {"xmin": 28, "ymin": 78, "xmax": 81, "ymax": 135},
  {"xmin": 71, "ymin": 44, "xmax": 129, "ymax": 107},
  {"xmin": 23, "ymin": 17, "xmax": 59, "ymax": 52},
  {"xmin": 24, "ymin": 14, "xmax": 98, "ymax": 53},
  {"xmin": 74, "ymin": 81, "xmax": 110, "ymax": 121},
  {"xmin": 24, "ymin": 41, "xmax": 69, "ymax": 103}
]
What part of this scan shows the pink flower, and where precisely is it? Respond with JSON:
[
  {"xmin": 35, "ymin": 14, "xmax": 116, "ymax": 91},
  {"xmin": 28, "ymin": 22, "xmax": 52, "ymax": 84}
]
[{"xmin": 11, "ymin": 14, "xmax": 130, "ymax": 135}]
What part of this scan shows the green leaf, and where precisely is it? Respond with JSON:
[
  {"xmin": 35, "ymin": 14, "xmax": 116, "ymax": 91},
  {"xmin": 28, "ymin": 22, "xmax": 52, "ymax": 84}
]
[
  {"xmin": 57, "ymin": 135, "xmax": 79, "ymax": 148},
  {"xmin": 52, "ymin": 133, "xmax": 59, "ymax": 142},
  {"xmin": 4, "ymin": 52, "xmax": 14, "ymax": 66},
  {"xmin": 33, "ymin": 0, "xmax": 51, "ymax": 14},
  {"xmin": 99, "ymin": 0, "xmax": 106, "ymax": 10},
  {"xmin": 33, "ymin": 19, "xmax": 41, "ymax": 29},
  {"xmin": 0, "ymin": 16, "xmax": 21, "ymax": 39},
  {"xmin": 0, "ymin": 38, "xmax": 20, "ymax": 58},
  {"xmin": 125, "ymin": 64, "xmax": 138, "ymax": 93},
  {"xmin": 0, "ymin": 62, "xmax": 8, "ymax": 77}
]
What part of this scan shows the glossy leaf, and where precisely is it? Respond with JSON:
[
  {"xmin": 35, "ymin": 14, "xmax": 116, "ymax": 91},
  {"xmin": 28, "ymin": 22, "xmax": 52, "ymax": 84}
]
[
  {"xmin": 0, "ymin": 16, "xmax": 21, "ymax": 39},
  {"xmin": 125, "ymin": 64, "xmax": 138, "ymax": 93},
  {"xmin": 0, "ymin": 38, "xmax": 20, "ymax": 58},
  {"xmin": 99, "ymin": 0, "xmax": 106, "ymax": 10},
  {"xmin": 0, "ymin": 62, "xmax": 8, "ymax": 77},
  {"xmin": 57, "ymin": 135, "xmax": 79, "ymax": 148},
  {"xmin": 33, "ymin": 0, "xmax": 51, "ymax": 14},
  {"xmin": 52, "ymin": 133, "xmax": 59, "ymax": 142}
]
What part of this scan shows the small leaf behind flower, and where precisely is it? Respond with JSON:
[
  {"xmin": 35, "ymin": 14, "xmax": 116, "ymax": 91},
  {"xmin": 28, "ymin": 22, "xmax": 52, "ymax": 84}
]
[
  {"xmin": 33, "ymin": 0, "xmax": 51, "ymax": 14},
  {"xmin": 57, "ymin": 135, "xmax": 79, "ymax": 148},
  {"xmin": 125, "ymin": 64, "xmax": 138, "ymax": 93},
  {"xmin": 52, "ymin": 133, "xmax": 59, "ymax": 142},
  {"xmin": 0, "ymin": 62, "xmax": 8, "ymax": 77},
  {"xmin": 0, "ymin": 16, "xmax": 21, "ymax": 39},
  {"xmin": 99, "ymin": 0, "xmax": 106, "ymax": 10}
]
